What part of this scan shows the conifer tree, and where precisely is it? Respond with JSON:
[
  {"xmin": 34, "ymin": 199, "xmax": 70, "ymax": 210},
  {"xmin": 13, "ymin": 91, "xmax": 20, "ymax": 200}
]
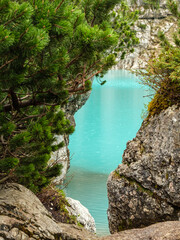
[{"xmin": 0, "ymin": 0, "xmax": 138, "ymax": 192}]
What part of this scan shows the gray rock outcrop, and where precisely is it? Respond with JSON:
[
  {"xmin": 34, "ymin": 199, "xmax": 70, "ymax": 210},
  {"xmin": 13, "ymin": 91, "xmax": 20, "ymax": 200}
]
[
  {"xmin": 66, "ymin": 197, "xmax": 96, "ymax": 233},
  {"xmin": 116, "ymin": 0, "xmax": 178, "ymax": 69},
  {"xmin": 100, "ymin": 221, "xmax": 180, "ymax": 240},
  {"xmin": 0, "ymin": 183, "xmax": 180, "ymax": 240},
  {"xmin": 0, "ymin": 183, "xmax": 97, "ymax": 240},
  {"xmin": 107, "ymin": 105, "xmax": 180, "ymax": 234}
]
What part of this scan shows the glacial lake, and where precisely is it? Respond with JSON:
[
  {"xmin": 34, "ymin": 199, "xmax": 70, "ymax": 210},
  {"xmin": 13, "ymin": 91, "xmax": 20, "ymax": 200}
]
[{"xmin": 65, "ymin": 70, "xmax": 151, "ymax": 236}]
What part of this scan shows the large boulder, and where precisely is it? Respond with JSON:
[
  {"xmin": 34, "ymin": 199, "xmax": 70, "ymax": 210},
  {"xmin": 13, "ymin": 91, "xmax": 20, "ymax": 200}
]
[
  {"xmin": 0, "ymin": 183, "xmax": 97, "ymax": 240},
  {"xmin": 100, "ymin": 221, "xmax": 180, "ymax": 240},
  {"xmin": 107, "ymin": 105, "xmax": 180, "ymax": 233},
  {"xmin": 0, "ymin": 183, "xmax": 180, "ymax": 240}
]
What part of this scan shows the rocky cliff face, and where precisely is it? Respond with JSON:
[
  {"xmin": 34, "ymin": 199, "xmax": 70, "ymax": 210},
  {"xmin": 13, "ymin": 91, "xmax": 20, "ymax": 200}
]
[
  {"xmin": 107, "ymin": 105, "xmax": 180, "ymax": 234},
  {"xmin": 50, "ymin": 92, "xmax": 91, "ymax": 184},
  {"xmin": 116, "ymin": 0, "xmax": 178, "ymax": 69},
  {"xmin": 1, "ymin": 183, "xmax": 180, "ymax": 240}
]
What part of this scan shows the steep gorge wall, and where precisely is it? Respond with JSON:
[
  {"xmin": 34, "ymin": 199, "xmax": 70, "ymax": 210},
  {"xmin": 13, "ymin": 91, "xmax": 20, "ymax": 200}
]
[
  {"xmin": 49, "ymin": 92, "xmax": 91, "ymax": 184},
  {"xmin": 116, "ymin": 0, "xmax": 178, "ymax": 69}
]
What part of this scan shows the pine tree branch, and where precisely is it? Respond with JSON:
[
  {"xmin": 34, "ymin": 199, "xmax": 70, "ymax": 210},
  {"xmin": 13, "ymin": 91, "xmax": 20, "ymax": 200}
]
[
  {"xmin": 0, "ymin": 175, "xmax": 11, "ymax": 184},
  {"xmin": 2, "ymin": 98, "xmax": 59, "ymax": 112},
  {"xmin": 0, "ymin": 135, "xmax": 7, "ymax": 145},
  {"xmin": 20, "ymin": 113, "xmax": 46, "ymax": 121},
  {"xmin": 4, "ymin": 10, "xmax": 26, "ymax": 26},
  {"xmin": 54, "ymin": 24, "xmax": 64, "ymax": 29},
  {"xmin": 0, "ymin": 56, "xmax": 18, "ymax": 70},
  {"xmin": 91, "ymin": 15, "xmax": 96, "ymax": 26},
  {"xmin": 86, "ymin": 69, "xmax": 102, "ymax": 81},
  {"xmin": 0, "ymin": 36, "xmax": 9, "ymax": 44},
  {"xmin": 55, "ymin": 0, "xmax": 65, "ymax": 12},
  {"xmin": 9, "ymin": 88, "xmax": 20, "ymax": 111},
  {"xmin": 0, "ymin": 95, "xmax": 8, "ymax": 104},
  {"xmin": 85, "ymin": 59, "xmax": 101, "ymax": 74},
  {"xmin": 65, "ymin": 53, "xmax": 83, "ymax": 68},
  {"xmin": 19, "ymin": 27, "xmax": 29, "ymax": 41}
]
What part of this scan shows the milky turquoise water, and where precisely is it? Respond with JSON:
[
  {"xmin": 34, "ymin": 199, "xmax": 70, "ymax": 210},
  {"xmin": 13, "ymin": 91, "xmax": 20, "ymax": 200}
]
[{"xmin": 65, "ymin": 70, "xmax": 151, "ymax": 236}]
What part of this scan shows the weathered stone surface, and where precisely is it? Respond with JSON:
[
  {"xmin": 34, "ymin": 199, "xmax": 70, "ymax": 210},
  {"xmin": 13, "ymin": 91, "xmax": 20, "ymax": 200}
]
[
  {"xmin": 0, "ymin": 183, "xmax": 180, "ymax": 240},
  {"xmin": 107, "ymin": 105, "xmax": 180, "ymax": 233},
  {"xmin": 66, "ymin": 197, "xmax": 96, "ymax": 233},
  {"xmin": 65, "ymin": 92, "xmax": 91, "ymax": 117},
  {"xmin": 100, "ymin": 221, "xmax": 180, "ymax": 240},
  {"xmin": 0, "ymin": 183, "xmax": 97, "ymax": 240}
]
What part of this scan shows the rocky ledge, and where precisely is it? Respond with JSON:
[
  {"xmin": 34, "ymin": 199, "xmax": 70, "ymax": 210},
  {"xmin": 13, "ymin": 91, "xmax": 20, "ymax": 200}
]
[
  {"xmin": 107, "ymin": 105, "xmax": 180, "ymax": 234},
  {"xmin": 100, "ymin": 221, "xmax": 180, "ymax": 240},
  {"xmin": 0, "ymin": 183, "xmax": 180, "ymax": 239}
]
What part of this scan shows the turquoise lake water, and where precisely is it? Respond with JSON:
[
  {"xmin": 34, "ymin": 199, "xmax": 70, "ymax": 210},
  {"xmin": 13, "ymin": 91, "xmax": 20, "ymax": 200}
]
[{"xmin": 65, "ymin": 70, "xmax": 151, "ymax": 236}]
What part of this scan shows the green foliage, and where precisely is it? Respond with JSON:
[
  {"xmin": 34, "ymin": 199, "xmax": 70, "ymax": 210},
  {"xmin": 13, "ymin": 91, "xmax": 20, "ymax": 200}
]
[
  {"xmin": 167, "ymin": 0, "xmax": 180, "ymax": 17},
  {"xmin": 0, "ymin": 0, "xmax": 138, "ymax": 191},
  {"xmin": 111, "ymin": 1, "xmax": 139, "ymax": 60},
  {"xmin": 37, "ymin": 186, "xmax": 78, "ymax": 224},
  {"xmin": 129, "ymin": 0, "xmax": 160, "ymax": 10},
  {"xmin": 138, "ymin": 23, "xmax": 147, "ymax": 30},
  {"xmin": 143, "ymin": 0, "xmax": 160, "ymax": 10},
  {"xmin": 137, "ymin": 0, "xmax": 180, "ymax": 119},
  {"xmin": 0, "ymin": 157, "xmax": 19, "ymax": 172}
]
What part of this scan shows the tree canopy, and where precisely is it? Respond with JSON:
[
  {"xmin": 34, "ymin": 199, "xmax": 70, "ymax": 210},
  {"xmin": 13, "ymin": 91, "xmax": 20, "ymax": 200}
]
[{"xmin": 0, "ymin": 0, "xmax": 138, "ymax": 191}]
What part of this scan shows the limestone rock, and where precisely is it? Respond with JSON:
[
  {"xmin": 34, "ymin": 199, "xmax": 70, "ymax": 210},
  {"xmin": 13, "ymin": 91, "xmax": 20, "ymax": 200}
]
[
  {"xmin": 0, "ymin": 183, "xmax": 97, "ymax": 240},
  {"xmin": 100, "ymin": 221, "xmax": 180, "ymax": 240},
  {"xmin": 65, "ymin": 91, "xmax": 91, "ymax": 117},
  {"xmin": 49, "ymin": 91, "xmax": 91, "ymax": 184},
  {"xmin": 66, "ymin": 197, "xmax": 96, "ymax": 233},
  {"xmin": 107, "ymin": 105, "xmax": 180, "ymax": 234},
  {"xmin": 116, "ymin": 0, "xmax": 179, "ymax": 69},
  {"xmin": 50, "ymin": 134, "xmax": 70, "ymax": 185},
  {"xmin": 0, "ymin": 183, "xmax": 180, "ymax": 240}
]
